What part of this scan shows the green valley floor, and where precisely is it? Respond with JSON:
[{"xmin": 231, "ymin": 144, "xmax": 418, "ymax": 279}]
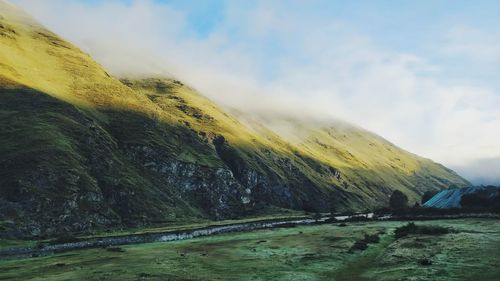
[{"xmin": 0, "ymin": 218, "xmax": 499, "ymax": 281}]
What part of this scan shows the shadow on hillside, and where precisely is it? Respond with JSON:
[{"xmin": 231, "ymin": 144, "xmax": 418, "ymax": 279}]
[{"xmin": 0, "ymin": 82, "xmax": 464, "ymax": 238}]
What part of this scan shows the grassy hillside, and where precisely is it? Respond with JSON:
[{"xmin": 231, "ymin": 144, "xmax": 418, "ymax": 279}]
[
  {"xmin": 0, "ymin": 2, "xmax": 468, "ymax": 238},
  {"xmin": 249, "ymin": 114, "xmax": 468, "ymax": 203},
  {"xmin": 125, "ymin": 78, "xmax": 468, "ymax": 208}
]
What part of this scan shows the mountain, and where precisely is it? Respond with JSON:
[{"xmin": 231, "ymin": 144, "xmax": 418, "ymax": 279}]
[
  {"xmin": 423, "ymin": 185, "xmax": 500, "ymax": 208},
  {"xmin": 0, "ymin": 2, "xmax": 469, "ymax": 238}
]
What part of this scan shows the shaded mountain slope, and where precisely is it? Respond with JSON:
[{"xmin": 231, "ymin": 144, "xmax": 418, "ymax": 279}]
[{"xmin": 0, "ymin": 2, "xmax": 468, "ymax": 238}]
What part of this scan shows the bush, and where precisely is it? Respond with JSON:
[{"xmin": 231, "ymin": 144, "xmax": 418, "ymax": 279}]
[
  {"xmin": 390, "ymin": 190, "xmax": 408, "ymax": 209},
  {"xmin": 350, "ymin": 233, "xmax": 380, "ymax": 251},
  {"xmin": 363, "ymin": 233, "xmax": 380, "ymax": 243},
  {"xmin": 394, "ymin": 222, "xmax": 451, "ymax": 239},
  {"xmin": 106, "ymin": 247, "xmax": 125, "ymax": 252},
  {"xmin": 460, "ymin": 193, "xmax": 484, "ymax": 207},
  {"xmin": 418, "ymin": 258, "xmax": 433, "ymax": 266},
  {"xmin": 312, "ymin": 212, "xmax": 322, "ymax": 221},
  {"xmin": 350, "ymin": 240, "xmax": 368, "ymax": 251},
  {"xmin": 461, "ymin": 192, "xmax": 500, "ymax": 212}
]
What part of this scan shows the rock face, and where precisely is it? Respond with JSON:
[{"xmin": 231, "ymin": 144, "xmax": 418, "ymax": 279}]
[
  {"xmin": 0, "ymin": 3, "xmax": 470, "ymax": 238},
  {"xmin": 123, "ymin": 143, "xmax": 248, "ymax": 219}
]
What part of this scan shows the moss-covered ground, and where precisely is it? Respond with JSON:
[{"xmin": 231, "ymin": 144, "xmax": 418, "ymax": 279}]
[{"xmin": 0, "ymin": 218, "xmax": 498, "ymax": 281}]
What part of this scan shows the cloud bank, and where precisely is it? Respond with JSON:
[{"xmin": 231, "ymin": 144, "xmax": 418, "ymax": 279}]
[{"xmin": 10, "ymin": 0, "xmax": 500, "ymax": 184}]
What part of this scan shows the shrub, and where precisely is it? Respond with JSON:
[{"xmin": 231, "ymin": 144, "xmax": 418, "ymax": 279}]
[
  {"xmin": 312, "ymin": 212, "xmax": 322, "ymax": 221},
  {"xmin": 460, "ymin": 193, "xmax": 484, "ymax": 207},
  {"xmin": 460, "ymin": 191, "xmax": 500, "ymax": 211},
  {"xmin": 363, "ymin": 233, "xmax": 380, "ymax": 243},
  {"xmin": 106, "ymin": 247, "xmax": 125, "ymax": 252},
  {"xmin": 350, "ymin": 233, "xmax": 380, "ymax": 251},
  {"xmin": 418, "ymin": 258, "xmax": 433, "ymax": 266},
  {"xmin": 390, "ymin": 190, "xmax": 408, "ymax": 209},
  {"xmin": 394, "ymin": 222, "xmax": 451, "ymax": 239},
  {"xmin": 350, "ymin": 240, "xmax": 368, "ymax": 251}
]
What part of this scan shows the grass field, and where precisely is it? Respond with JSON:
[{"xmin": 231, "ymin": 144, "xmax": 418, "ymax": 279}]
[{"xmin": 0, "ymin": 218, "xmax": 498, "ymax": 281}]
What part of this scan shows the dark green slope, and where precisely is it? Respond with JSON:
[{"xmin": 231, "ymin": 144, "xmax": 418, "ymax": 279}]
[{"xmin": 0, "ymin": 81, "xmax": 252, "ymax": 238}]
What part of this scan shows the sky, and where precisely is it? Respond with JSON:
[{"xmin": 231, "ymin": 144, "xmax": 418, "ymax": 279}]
[{"xmin": 10, "ymin": 0, "xmax": 500, "ymax": 185}]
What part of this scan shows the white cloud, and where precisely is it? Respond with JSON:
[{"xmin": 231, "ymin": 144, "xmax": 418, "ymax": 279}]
[
  {"xmin": 452, "ymin": 157, "xmax": 500, "ymax": 186},
  {"xmin": 442, "ymin": 25, "xmax": 500, "ymax": 61},
  {"xmin": 9, "ymin": 0, "xmax": 500, "ymax": 184}
]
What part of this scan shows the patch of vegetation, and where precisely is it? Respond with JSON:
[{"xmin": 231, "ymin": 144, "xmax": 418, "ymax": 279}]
[
  {"xmin": 312, "ymin": 212, "xmax": 323, "ymax": 221},
  {"xmin": 350, "ymin": 233, "xmax": 381, "ymax": 251},
  {"xmin": 350, "ymin": 239, "xmax": 369, "ymax": 251},
  {"xmin": 389, "ymin": 190, "xmax": 409, "ymax": 209},
  {"xmin": 363, "ymin": 233, "xmax": 381, "ymax": 244},
  {"xmin": 105, "ymin": 247, "xmax": 125, "ymax": 253},
  {"xmin": 460, "ymin": 189, "xmax": 500, "ymax": 212},
  {"xmin": 394, "ymin": 222, "xmax": 452, "ymax": 239},
  {"xmin": 418, "ymin": 258, "xmax": 433, "ymax": 266}
]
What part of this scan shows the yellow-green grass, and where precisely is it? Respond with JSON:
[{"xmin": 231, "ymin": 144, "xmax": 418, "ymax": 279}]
[{"xmin": 0, "ymin": 218, "xmax": 498, "ymax": 281}]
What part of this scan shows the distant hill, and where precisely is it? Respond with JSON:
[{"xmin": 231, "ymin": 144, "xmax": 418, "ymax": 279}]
[
  {"xmin": 0, "ymin": 1, "xmax": 469, "ymax": 238},
  {"xmin": 423, "ymin": 185, "xmax": 500, "ymax": 209},
  {"xmin": 451, "ymin": 157, "xmax": 500, "ymax": 186}
]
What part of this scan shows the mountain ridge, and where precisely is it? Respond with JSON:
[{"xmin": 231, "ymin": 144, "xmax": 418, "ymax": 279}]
[{"xmin": 0, "ymin": 4, "xmax": 469, "ymax": 238}]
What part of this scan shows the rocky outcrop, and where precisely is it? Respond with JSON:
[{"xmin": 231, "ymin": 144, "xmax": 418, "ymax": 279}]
[{"xmin": 123, "ymin": 143, "xmax": 249, "ymax": 219}]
